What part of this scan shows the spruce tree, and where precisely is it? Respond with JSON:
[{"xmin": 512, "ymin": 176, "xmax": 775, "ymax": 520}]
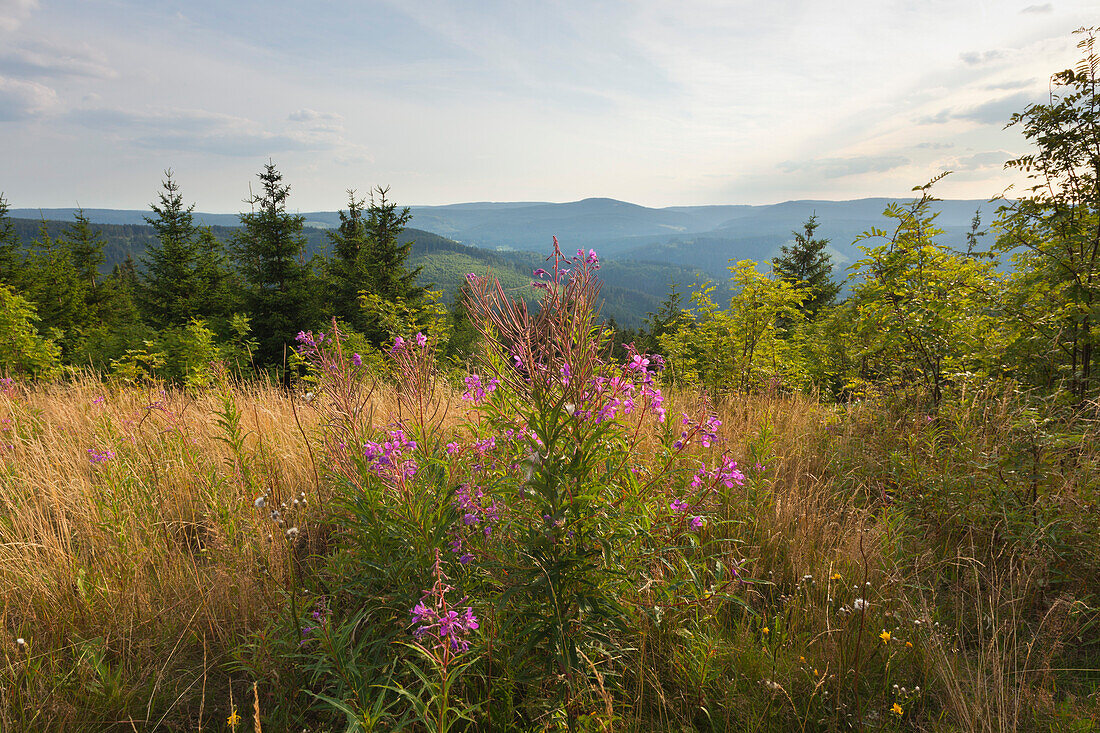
[
  {"xmin": 363, "ymin": 186, "xmax": 422, "ymax": 306},
  {"xmin": 325, "ymin": 190, "xmax": 371, "ymax": 331},
  {"xmin": 326, "ymin": 186, "xmax": 427, "ymax": 347},
  {"xmin": 193, "ymin": 227, "xmax": 240, "ymax": 326},
  {"xmin": 21, "ymin": 221, "xmax": 93, "ymax": 360},
  {"xmin": 64, "ymin": 209, "xmax": 107, "ymax": 295},
  {"xmin": 233, "ymin": 161, "xmax": 317, "ymax": 367},
  {"xmin": 771, "ymin": 214, "xmax": 841, "ymax": 320},
  {"xmin": 0, "ymin": 193, "xmax": 19, "ymax": 286},
  {"xmin": 138, "ymin": 172, "xmax": 201, "ymax": 328},
  {"xmin": 642, "ymin": 281, "xmax": 690, "ymax": 353}
]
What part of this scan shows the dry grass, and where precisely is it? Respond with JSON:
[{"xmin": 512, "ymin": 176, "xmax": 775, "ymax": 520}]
[
  {"xmin": 2, "ymin": 376, "xmax": 1097, "ymax": 730},
  {"xmin": 0, "ymin": 376, "xmax": 326, "ymax": 727}
]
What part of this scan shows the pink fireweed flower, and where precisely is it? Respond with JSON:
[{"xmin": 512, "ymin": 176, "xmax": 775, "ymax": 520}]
[
  {"xmin": 560, "ymin": 362, "xmax": 571, "ymax": 385},
  {"xmin": 410, "ymin": 553, "xmax": 480, "ymax": 653},
  {"xmin": 415, "ymin": 332, "xmax": 427, "ymax": 347},
  {"xmin": 87, "ymin": 448, "xmax": 115, "ymax": 463},
  {"xmin": 462, "ymin": 375, "xmax": 499, "ymax": 404},
  {"xmin": 690, "ymin": 515, "xmax": 705, "ymax": 530},
  {"xmin": 391, "ymin": 336, "xmax": 405, "ymax": 353},
  {"xmin": 670, "ymin": 498, "xmax": 689, "ymax": 512},
  {"xmin": 362, "ymin": 428, "xmax": 418, "ymax": 484},
  {"xmin": 352, "ymin": 352, "xmax": 362, "ymax": 367}
]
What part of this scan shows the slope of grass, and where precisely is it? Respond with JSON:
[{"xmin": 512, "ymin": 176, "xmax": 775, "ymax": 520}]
[{"xmin": 2, "ymin": 366, "xmax": 1097, "ymax": 730}]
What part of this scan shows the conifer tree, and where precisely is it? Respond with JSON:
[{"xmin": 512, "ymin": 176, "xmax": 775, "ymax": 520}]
[
  {"xmin": 233, "ymin": 161, "xmax": 317, "ymax": 367},
  {"xmin": 193, "ymin": 227, "xmax": 240, "ymax": 325},
  {"xmin": 325, "ymin": 190, "xmax": 371, "ymax": 330},
  {"xmin": 0, "ymin": 193, "xmax": 19, "ymax": 286},
  {"xmin": 641, "ymin": 281, "xmax": 689, "ymax": 353},
  {"xmin": 63, "ymin": 209, "xmax": 106, "ymax": 295},
  {"xmin": 326, "ymin": 186, "xmax": 427, "ymax": 347},
  {"xmin": 363, "ymin": 186, "xmax": 423, "ymax": 307},
  {"xmin": 138, "ymin": 172, "xmax": 201, "ymax": 328},
  {"xmin": 771, "ymin": 214, "xmax": 841, "ymax": 320},
  {"xmin": 21, "ymin": 221, "xmax": 94, "ymax": 359}
]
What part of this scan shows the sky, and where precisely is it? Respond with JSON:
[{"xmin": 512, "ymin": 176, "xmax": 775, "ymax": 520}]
[{"xmin": 0, "ymin": 0, "xmax": 1095, "ymax": 211}]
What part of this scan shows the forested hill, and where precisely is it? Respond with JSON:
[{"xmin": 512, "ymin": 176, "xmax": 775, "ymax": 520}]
[
  {"xmin": 10, "ymin": 218, "xmax": 700, "ymax": 328},
  {"xmin": 12, "ymin": 196, "xmax": 1003, "ymax": 292}
]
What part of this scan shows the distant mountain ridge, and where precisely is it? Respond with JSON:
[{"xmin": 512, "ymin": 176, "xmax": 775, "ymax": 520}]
[
  {"xmin": 9, "ymin": 217, "xmax": 701, "ymax": 328},
  {"xmin": 12, "ymin": 195, "xmax": 1004, "ymax": 271},
  {"xmin": 11, "ymin": 196, "xmax": 1006, "ymax": 314}
]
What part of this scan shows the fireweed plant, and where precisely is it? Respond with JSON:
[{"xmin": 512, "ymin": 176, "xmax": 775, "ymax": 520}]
[
  {"xmin": 278, "ymin": 241, "xmax": 751, "ymax": 729},
  {"xmin": 447, "ymin": 240, "xmax": 750, "ymax": 724}
]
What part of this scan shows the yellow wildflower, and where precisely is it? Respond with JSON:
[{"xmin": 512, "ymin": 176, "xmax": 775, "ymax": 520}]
[
  {"xmin": 761, "ymin": 626, "xmax": 769, "ymax": 636},
  {"xmin": 227, "ymin": 708, "xmax": 241, "ymax": 728},
  {"xmin": 880, "ymin": 630, "xmax": 891, "ymax": 644},
  {"xmin": 906, "ymin": 641, "xmax": 913, "ymax": 648},
  {"xmin": 891, "ymin": 702, "xmax": 903, "ymax": 716},
  {"xmin": 799, "ymin": 656, "xmax": 806, "ymax": 663}
]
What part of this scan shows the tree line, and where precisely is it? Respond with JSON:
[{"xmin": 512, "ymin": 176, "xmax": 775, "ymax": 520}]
[
  {"xmin": 2, "ymin": 28, "xmax": 1099, "ymax": 405},
  {"xmin": 0, "ymin": 161, "xmax": 440, "ymax": 383}
]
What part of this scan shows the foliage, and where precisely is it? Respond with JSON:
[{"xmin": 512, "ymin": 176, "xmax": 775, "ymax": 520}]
[
  {"xmin": 233, "ymin": 161, "xmax": 320, "ymax": 368},
  {"xmin": 659, "ymin": 260, "xmax": 807, "ymax": 393},
  {"xmin": 0, "ymin": 284, "xmax": 62, "ymax": 378},
  {"xmin": 996, "ymin": 27, "xmax": 1100, "ymax": 397},
  {"xmin": 772, "ymin": 214, "xmax": 841, "ymax": 321},
  {"xmin": 849, "ymin": 181, "xmax": 1001, "ymax": 404},
  {"xmin": 0, "ymin": 193, "xmax": 18, "ymax": 286}
]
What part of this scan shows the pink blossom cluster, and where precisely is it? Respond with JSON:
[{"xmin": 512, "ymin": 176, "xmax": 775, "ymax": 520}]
[
  {"xmin": 410, "ymin": 561, "xmax": 481, "ymax": 654},
  {"xmin": 690, "ymin": 455, "xmax": 746, "ymax": 491},
  {"xmin": 454, "ymin": 483, "xmax": 502, "ymax": 535},
  {"xmin": 587, "ymin": 367, "xmax": 666, "ymax": 424},
  {"xmin": 530, "ymin": 247, "xmax": 600, "ymax": 290},
  {"xmin": 294, "ymin": 330, "xmax": 325, "ymax": 355},
  {"xmin": 669, "ymin": 496, "xmax": 706, "ymax": 531},
  {"xmin": 87, "ymin": 447, "xmax": 116, "ymax": 463},
  {"xmin": 675, "ymin": 413, "xmax": 722, "ymax": 450},
  {"xmin": 391, "ymin": 332, "xmax": 429, "ymax": 354},
  {"xmin": 411, "ymin": 601, "xmax": 480, "ymax": 653},
  {"xmin": 362, "ymin": 428, "xmax": 418, "ymax": 482},
  {"xmin": 462, "ymin": 374, "xmax": 499, "ymax": 404}
]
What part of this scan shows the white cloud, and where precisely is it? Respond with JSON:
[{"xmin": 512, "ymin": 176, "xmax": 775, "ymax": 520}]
[
  {"xmin": 779, "ymin": 155, "xmax": 910, "ymax": 179},
  {"xmin": 70, "ymin": 104, "xmax": 367, "ymax": 159},
  {"xmin": 0, "ymin": 74, "xmax": 57, "ymax": 120},
  {"xmin": 959, "ymin": 50, "xmax": 1005, "ymax": 66},
  {"xmin": 288, "ymin": 108, "xmax": 342, "ymax": 123},
  {"xmin": 1021, "ymin": 4, "xmax": 1053, "ymax": 13},
  {"xmin": 952, "ymin": 150, "xmax": 1013, "ymax": 171},
  {"xmin": 0, "ymin": 39, "xmax": 116, "ymax": 79},
  {"xmin": 0, "ymin": 0, "xmax": 37, "ymax": 32},
  {"xmin": 920, "ymin": 91, "xmax": 1042, "ymax": 125}
]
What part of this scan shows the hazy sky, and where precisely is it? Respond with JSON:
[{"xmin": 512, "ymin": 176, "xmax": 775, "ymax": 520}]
[{"xmin": 0, "ymin": 1, "xmax": 1094, "ymax": 211}]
